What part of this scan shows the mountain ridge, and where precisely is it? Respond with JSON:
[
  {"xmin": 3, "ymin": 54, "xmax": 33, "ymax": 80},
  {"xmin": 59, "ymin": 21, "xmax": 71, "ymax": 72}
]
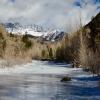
[{"xmin": 4, "ymin": 22, "xmax": 66, "ymax": 41}]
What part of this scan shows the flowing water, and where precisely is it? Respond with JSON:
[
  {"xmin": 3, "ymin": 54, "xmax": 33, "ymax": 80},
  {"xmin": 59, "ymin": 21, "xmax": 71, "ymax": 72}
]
[{"xmin": 0, "ymin": 60, "xmax": 100, "ymax": 100}]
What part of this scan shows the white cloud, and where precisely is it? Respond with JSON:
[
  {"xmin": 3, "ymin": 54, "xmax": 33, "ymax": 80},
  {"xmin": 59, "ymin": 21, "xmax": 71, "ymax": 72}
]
[{"xmin": 0, "ymin": 0, "xmax": 99, "ymax": 32}]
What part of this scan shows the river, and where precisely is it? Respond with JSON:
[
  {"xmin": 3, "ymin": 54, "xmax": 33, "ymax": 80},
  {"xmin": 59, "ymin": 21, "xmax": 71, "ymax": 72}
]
[{"xmin": 0, "ymin": 60, "xmax": 100, "ymax": 100}]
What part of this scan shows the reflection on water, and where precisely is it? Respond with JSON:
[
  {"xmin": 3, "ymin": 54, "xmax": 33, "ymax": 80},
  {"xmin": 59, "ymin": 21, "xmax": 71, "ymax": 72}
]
[{"xmin": 0, "ymin": 74, "xmax": 100, "ymax": 100}]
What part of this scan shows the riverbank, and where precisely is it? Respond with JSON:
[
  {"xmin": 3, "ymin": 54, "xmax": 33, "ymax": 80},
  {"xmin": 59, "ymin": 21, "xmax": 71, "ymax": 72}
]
[{"xmin": 0, "ymin": 60, "xmax": 92, "ymax": 77}]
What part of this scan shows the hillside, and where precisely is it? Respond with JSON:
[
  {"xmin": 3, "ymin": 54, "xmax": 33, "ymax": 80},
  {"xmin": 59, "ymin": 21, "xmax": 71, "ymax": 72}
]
[
  {"xmin": 85, "ymin": 12, "xmax": 100, "ymax": 52},
  {"xmin": 79, "ymin": 12, "xmax": 100, "ymax": 75}
]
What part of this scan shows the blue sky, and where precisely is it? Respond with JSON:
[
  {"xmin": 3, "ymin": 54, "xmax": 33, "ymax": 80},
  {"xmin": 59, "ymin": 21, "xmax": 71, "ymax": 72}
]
[{"xmin": 0, "ymin": 0, "xmax": 100, "ymax": 31}]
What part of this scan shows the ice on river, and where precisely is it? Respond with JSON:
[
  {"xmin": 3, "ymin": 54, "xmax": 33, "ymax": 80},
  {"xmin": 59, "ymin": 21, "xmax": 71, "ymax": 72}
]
[{"xmin": 0, "ymin": 60, "xmax": 100, "ymax": 100}]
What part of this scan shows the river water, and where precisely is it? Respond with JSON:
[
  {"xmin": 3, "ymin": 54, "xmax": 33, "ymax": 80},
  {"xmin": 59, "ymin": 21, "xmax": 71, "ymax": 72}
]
[{"xmin": 0, "ymin": 60, "xmax": 100, "ymax": 100}]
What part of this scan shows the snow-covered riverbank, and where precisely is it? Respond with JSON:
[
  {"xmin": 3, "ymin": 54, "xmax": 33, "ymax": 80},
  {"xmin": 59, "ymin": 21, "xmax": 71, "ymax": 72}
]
[{"xmin": 0, "ymin": 60, "xmax": 90, "ymax": 76}]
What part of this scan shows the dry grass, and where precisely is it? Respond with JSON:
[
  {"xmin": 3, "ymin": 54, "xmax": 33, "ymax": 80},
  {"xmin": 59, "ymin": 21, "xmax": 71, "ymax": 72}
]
[{"xmin": 54, "ymin": 31, "xmax": 80, "ymax": 63}]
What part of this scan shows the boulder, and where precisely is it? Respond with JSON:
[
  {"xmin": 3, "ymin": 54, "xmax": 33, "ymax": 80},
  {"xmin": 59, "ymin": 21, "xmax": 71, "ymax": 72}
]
[{"xmin": 61, "ymin": 76, "xmax": 71, "ymax": 82}]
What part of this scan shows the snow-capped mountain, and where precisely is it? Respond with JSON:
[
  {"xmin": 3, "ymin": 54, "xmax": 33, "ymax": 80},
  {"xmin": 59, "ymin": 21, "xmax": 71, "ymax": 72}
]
[
  {"xmin": 4, "ymin": 22, "xmax": 66, "ymax": 41},
  {"xmin": 42, "ymin": 30, "xmax": 65, "ymax": 41},
  {"xmin": 5, "ymin": 23, "xmax": 44, "ymax": 37}
]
